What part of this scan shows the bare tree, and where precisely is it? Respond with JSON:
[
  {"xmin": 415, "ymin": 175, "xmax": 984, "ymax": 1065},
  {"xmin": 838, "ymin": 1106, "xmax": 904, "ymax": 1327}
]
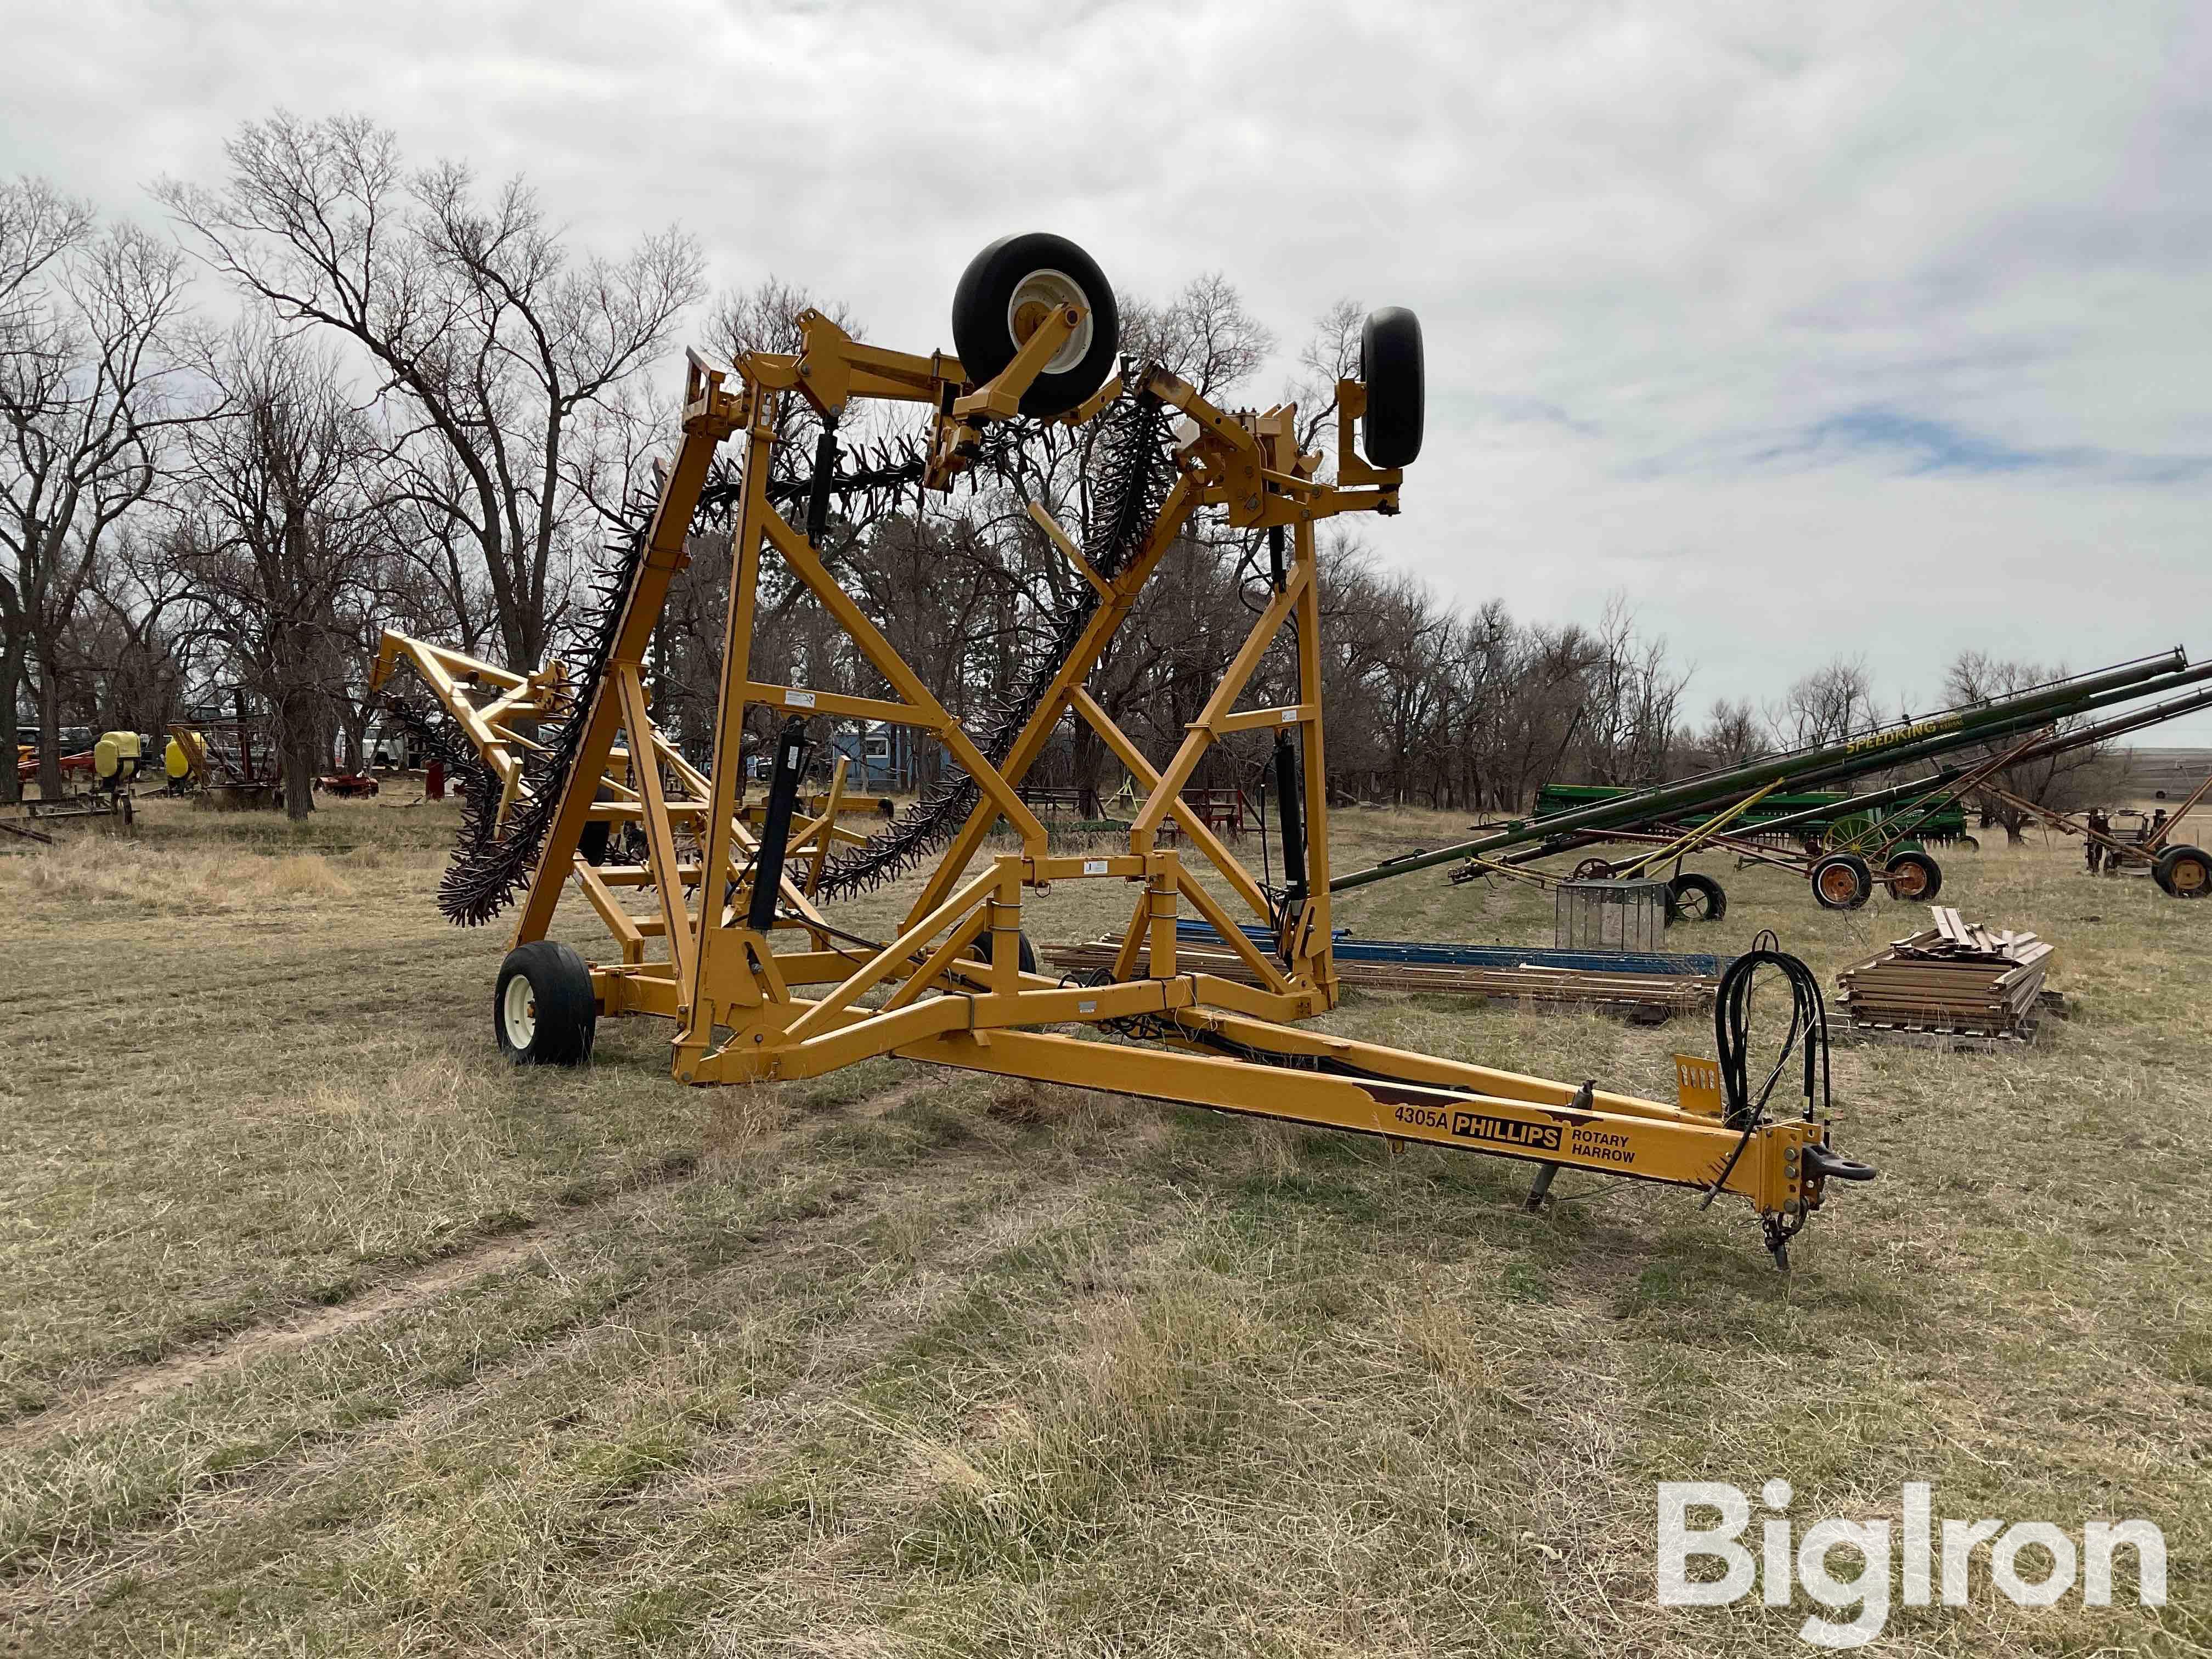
[
  {"xmin": 1771, "ymin": 656, "xmax": 1877, "ymax": 749},
  {"xmin": 0, "ymin": 175, "xmax": 94, "ymax": 800},
  {"xmin": 0, "ymin": 209, "xmax": 194, "ymax": 801},
  {"xmin": 168, "ymin": 327, "xmax": 389, "ymax": 819},
  {"xmin": 1943, "ymin": 651, "xmax": 2108, "ymax": 843},
  {"xmin": 0, "ymin": 176, "xmax": 94, "ymax": 330},
  {"xmin": 1698, "ymin": 697, "xmax": 1765, "ymax": 768},
  {"xmin": 1119, "ymin": 273, "xmax": 1277, "ymax": 401},
  {"xmin": 1287, "ymin": 297, "xmax": 1364, "ymax": 462},
  {"xmin": 157, "ymin": 112, "xmax": 704, "ymax": 672},
  {"xmin": 1579, "ymin": 594, "xmax": 1689, "ymax": 785}
]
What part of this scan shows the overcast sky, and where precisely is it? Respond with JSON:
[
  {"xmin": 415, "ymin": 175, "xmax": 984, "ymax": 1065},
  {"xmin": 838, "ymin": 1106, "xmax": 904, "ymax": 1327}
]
[{"xmin": 7, "ymin": 1, "xmax": 2209, "ymax": 737}]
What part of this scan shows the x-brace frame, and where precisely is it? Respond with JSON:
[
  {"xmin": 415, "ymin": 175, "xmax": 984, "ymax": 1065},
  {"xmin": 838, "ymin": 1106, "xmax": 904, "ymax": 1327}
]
[{"xmin": 447, "ymin": 299, "xmax": 1860, "ymax": 1245}]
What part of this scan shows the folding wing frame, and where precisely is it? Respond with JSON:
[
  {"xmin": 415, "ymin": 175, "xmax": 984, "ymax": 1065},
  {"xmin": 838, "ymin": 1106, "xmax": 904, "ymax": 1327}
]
[
  {"xmin": 369, "ymin": 631, "xmax": 870, "ymax": 955},
  {"xmin": 472, "ymin": 303, "xmax": 1860, "ymax": 1256}
]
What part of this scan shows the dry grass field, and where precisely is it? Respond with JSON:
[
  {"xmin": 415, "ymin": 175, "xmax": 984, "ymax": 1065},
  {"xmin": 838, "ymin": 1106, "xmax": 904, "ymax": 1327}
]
[{"xmin": 1, "ymin": 789, "xmax": 2205, "ymax": 1656}]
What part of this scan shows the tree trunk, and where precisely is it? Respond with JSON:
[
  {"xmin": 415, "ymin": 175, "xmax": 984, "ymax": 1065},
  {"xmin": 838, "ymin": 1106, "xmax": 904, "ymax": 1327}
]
[
  {"xmin": 1071, "ymin": 723, "xmax": 1104, "ymax": 820},
  {"xmin": 0, "ymin": 642, "xmax": 22, "ymax": 807},
  {"xmin": 279, "ymin": 684, "xmax": 318, "ymax": 822},
  {"xmin": 36, "ymin": 658, "xmax": 63, "ymax": 799},
  {"xmin": 341, "ymin": 702, "xmax": 369, "ymax": 771}
]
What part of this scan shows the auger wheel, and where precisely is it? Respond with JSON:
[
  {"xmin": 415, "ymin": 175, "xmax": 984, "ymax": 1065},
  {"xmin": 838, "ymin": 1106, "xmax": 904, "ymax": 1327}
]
[
  {"xmin": 1883, "ymin": 848, "xmax": 1943, "ymax": 902},
  {"xmin": 1809, "ymin": 851, "xmax": 1874, "ymax": 911},
  {"xmin": 1667, "ymin": 871, "xmax": 1728, "ymax": 923},
  {"xmin": 2155, "ymin": 844, "xmax": 2211, "ymax": 899}
]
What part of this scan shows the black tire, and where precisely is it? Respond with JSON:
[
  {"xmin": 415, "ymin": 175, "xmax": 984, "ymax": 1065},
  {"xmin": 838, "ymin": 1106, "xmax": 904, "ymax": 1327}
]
[
  {"xmin": 1667, "ymin": 871, "xmax": 1728, "ymax": 923},
  {"xmin": 494, "ymin": 940, "xmax": 597, "ymax": 1065},
  {"xmin": 1809, "ymin": 851, "xmax": 1874, "ymax": 911},
  {"xmin": 951, "ymin": 233, "xmax": 1119, "ymax": 418},
  {"xmin": 1959, "ymin": 834, "xmax": 1980, "ymax": 852},
  {"xmin": 968, "ymin": 930, "xmax": 1041, "ymax": 977},
  {"xmin": 1883, "ymin": 849, "xmax": 1942, "ymax": 902},
  {"xmin": 2155, "ymin": 844, "xmax": 2211, "ymax": 899},
  {"xmin": 1360, "ymin": 307, "xmax": 1424, "ymax": 468},
  {"xmin": 578, "ymin": 785, "xmax": 615, "ymax": 866}
]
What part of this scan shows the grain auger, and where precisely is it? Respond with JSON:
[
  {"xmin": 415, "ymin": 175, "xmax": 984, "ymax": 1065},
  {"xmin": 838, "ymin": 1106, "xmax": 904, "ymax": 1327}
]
[{"xmin": 394, "ymin": 233, "xmax": 1876, "ymax": 1268}]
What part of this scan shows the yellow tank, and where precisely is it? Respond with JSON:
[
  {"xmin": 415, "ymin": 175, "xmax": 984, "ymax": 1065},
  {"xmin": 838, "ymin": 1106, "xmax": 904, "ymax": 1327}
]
[
  {"xmin": 93, "ymin": 730, "xmax": 142, "ymax": 782},
  {"xmin": 165, "ymin": 731, "xmax": 204, "ymax": 780}
]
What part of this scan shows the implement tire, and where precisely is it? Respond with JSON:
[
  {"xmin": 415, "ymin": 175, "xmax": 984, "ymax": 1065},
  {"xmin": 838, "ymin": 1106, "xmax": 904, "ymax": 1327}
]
[
  {"xmin": 578, "ymin": 785, "xmax": 617, "ymax": 866},
  {"xmin": 951, "ymin": 233, "xmax": 1119, "ymax": 418},
  {"xmin": 968, "ymin": 930, "xmax": 1041, "ymax": 977},
  {"xmin": 1667, "ymin": 871, "xmax": 1728, "ymax": 923},
  {"xmin": 1360, "ymin": 307, "xmax": 1425, "ymax": 468},
  {"xmin": 1884, "ymin": 849, "xmax": 1942, "ymax": 902},
  {"xmin": 1810, "ymin": 851, "xmax": 1874, "ymax": 911},
  {"xmin": 494, "ymin": 940, "xmax": 597, "ymax": 1066},
  {"xmin": 2155, "ymin": 844, "xmax": 2211, "ymax": 899}
]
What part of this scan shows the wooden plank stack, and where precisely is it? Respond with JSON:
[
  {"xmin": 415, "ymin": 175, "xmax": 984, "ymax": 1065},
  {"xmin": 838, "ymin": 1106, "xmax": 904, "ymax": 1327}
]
[
  {"xmin": 1836, "ymin": 907, "xmax": 2055, "ymax": 1041},
  {"xmin": 1043, "ymin": 938, "xmax": 1715, "ymax": 1020}
]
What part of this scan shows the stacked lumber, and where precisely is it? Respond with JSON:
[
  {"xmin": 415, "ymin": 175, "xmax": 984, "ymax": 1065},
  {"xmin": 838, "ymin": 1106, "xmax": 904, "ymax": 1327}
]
[
  {"xmin": 1836, "ymin": 907, "xmax": 2054, "ymax": 1039},
  {"xmin": 1043, "ymin": 938, "xmax": 1714, "ymax": 1019}
]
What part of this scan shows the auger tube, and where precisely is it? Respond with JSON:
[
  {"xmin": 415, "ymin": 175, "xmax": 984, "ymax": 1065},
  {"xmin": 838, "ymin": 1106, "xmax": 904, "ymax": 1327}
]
[{"xmin": 1333, "ymin": 647, "xmax": 2194, "ymax": 893}]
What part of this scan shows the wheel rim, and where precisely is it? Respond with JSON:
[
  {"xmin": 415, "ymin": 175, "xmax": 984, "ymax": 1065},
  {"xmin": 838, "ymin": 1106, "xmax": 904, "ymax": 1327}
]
[
  {"xmin": 502, "ymin": 976, "xmax": 537, "ymax": 1049},
  {"xmin": 1889, "ymin": 863, "xmax": 1927, "ymax": 899},
  {"xmin": 1006, "ymin": 269, "xmax": 1093, "ymax": 375},
  {"xmin": 1818, "ymin": 865, "xmax": 1859, "ymax": 904},
  {"xmin": 2175, "ymin": 857, "xmax": 2209, "ymax": 895}
]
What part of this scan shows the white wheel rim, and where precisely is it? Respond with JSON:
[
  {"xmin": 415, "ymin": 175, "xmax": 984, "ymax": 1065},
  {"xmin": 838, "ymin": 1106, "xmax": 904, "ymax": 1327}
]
[
  {"xmin": 1007, "ymin": 268, "xmax": 1093, "ymax": 375},
  {"xmin": 503, "ymin": 976, "xmax": 537, "ymax": 1049}
]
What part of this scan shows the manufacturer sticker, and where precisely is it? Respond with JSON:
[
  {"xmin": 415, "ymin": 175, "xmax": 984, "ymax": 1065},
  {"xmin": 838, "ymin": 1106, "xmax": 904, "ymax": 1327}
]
[
  {"xmin": 1083, "ymin": 858, "xmax": 1108, "ymax": 876},
  {"xmin": 1449, "ymin": 1111, "xmax": 1564, "ymax": 1153},
  {"xmin": 786, "ymin": 688, "xmax": 816, "ymax": 708}
]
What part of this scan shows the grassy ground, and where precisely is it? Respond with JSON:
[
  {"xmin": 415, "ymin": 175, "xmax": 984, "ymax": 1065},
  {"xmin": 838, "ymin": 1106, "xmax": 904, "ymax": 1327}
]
[{"xmin": 0, "ymin": 789, "xmax": 2204, "ymax": 1656}]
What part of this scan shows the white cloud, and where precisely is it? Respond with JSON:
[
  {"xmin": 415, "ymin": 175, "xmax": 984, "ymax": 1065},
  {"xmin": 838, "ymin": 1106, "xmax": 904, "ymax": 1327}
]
[{"xmin": 6, "ymin": 0, "xmax": 2209, "ymax": 735}]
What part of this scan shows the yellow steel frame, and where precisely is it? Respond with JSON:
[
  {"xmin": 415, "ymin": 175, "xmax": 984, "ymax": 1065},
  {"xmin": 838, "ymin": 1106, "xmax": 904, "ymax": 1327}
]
[{"xmin": 461, "ymin": 301, "xmax": 1855, "ymax": 1242}]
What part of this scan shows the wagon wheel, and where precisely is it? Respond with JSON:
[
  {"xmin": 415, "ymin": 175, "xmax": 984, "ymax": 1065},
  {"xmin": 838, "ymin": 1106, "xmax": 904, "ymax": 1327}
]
[
  {"xmin": 1571, "ymin": 856, "xmax": 1612, "ymax": 880},
  {"xmin": 1825, "ymin": 813, "xmax": 1876, "ymax": 851}
]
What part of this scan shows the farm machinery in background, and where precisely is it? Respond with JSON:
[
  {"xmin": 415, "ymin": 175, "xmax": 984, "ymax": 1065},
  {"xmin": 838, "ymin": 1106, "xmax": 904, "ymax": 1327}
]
[
  {"xmin": 163, "ymin": 695, "xmax": 283, "ymax": 809},
  {"xmin": 383, "ymin": 232, "xmax": 1875, "ymax": 1270},
  {"xmin": 1533, "ymin": 781, "xmax": 1976, "ymax": 850},
  {"xmin": 1, "ymin": 729, "xmax": 144, "ymax": 840},
  {"xmin": 1335, "ymin": 652, "xmax": 2212, "ymax": 913}
]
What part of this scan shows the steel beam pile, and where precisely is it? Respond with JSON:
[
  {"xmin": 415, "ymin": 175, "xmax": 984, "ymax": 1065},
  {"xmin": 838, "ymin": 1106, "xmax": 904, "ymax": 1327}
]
[{"xmin": 1836, "ymin": 909, "xmax": 2053, "ymax": 1039}]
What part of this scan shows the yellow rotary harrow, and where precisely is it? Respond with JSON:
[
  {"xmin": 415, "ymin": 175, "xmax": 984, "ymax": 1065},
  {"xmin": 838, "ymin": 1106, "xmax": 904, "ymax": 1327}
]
[{"xmin": 381, "ymin": 234, "xmax": 1875, "ymax": 1267}]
